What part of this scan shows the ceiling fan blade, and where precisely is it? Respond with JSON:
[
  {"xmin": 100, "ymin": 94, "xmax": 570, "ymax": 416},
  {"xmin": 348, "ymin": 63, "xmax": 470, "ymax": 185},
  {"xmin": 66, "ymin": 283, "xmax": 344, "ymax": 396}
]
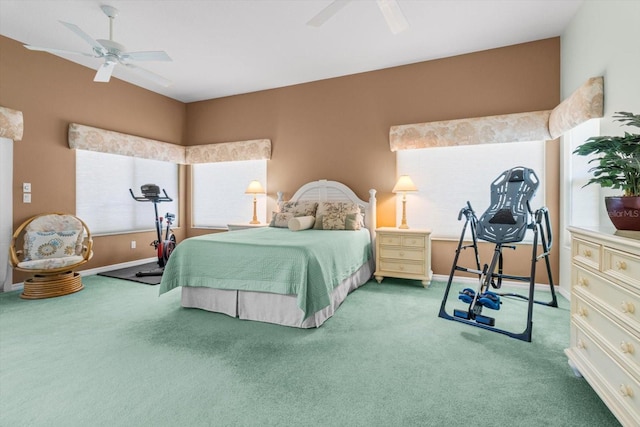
[
  {"xmin": 24, "ymin": 44, "xmax": 97, "ymax": 57},
  {"xmin": 94, "ymin": 61, "xmax": 116, "ymax": 83},
  {"xmin": 376, "ymin": 0, "xmax": 409, "ymax": 34},
  {"xmin": 121, "ymin": 51, "xmax": 172, "ymax": 62},
  {"xmin": 122, "ymin": 63, "xmax": 172, "ymax": 87},
  {"xmin": 307, "ymin": 0, "xmax": 351, "ymax": 27},
  {"xmin": 60, "ymin": 21, "xmax": 105, "ymax": 53}
]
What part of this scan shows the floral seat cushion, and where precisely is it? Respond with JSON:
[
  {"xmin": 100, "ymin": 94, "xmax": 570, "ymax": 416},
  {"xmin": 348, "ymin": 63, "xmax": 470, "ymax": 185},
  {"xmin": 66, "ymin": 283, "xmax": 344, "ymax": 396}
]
[{"xmin": 18, "ymin": 256, "xmax": 85, "ymax": 270}]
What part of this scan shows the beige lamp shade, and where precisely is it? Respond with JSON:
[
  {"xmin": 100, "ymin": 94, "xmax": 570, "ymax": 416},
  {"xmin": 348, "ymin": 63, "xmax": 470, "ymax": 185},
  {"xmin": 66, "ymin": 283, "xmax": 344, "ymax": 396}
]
[
  {"xmin": 245, "ymin": 180, "xmax": 265, "ymax": 195},
  {"xmin": 393, "ymin": 175, "xmax": 417, "ymax": 229},
  {"xmin": 245, "ymin": 180, "xmax": 265, "ymax": 224},
  {"xmin": 392, "ymin": 175, "xmax": 418, "ymax": 193}
]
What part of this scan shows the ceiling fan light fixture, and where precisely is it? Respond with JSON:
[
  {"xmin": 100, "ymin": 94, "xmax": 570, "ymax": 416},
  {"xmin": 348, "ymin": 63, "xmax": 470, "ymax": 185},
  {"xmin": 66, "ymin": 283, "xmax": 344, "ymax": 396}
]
[{"xmin": 22, "ymin": 4, "xmax": 172, "ymax": 87}]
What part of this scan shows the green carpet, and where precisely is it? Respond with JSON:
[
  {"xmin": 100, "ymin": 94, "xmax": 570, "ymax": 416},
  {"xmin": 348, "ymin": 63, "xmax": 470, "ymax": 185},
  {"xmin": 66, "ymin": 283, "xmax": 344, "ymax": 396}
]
[{"xmin": 0, "ymin": 276, "xmax": 619, "ymax": 427}]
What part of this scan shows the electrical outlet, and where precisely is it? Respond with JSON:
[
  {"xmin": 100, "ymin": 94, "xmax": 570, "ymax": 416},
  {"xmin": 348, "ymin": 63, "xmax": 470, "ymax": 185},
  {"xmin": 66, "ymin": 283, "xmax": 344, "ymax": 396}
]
[
  {"xmin": 131, "ymin": 240, "xmax": 136, "ymax": 249},
  {"xmin": 23, "ymin": 182, "xmax": 31, "ymax": 192},
  {"xmin": 23, "ymin": 193, "xmax": 31, "ymax": 203}
]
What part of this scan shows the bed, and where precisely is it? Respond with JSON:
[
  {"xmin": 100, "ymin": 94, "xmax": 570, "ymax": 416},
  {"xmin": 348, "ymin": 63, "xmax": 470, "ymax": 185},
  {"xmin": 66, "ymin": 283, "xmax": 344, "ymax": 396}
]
[{"xmin": 159, "ymin": 179, "xmax": 377, "ymax": 328}]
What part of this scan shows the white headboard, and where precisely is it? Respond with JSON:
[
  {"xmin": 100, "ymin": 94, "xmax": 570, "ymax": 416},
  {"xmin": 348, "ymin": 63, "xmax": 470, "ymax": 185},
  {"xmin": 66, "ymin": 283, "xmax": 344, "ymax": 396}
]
[{"xmin": 277, "ymin": 179, "xmax": 377, "ymax": 241}]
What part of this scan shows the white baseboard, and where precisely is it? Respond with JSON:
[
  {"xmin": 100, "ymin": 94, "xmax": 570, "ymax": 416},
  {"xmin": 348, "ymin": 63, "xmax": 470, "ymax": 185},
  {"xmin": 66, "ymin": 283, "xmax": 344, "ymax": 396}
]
[
  {"xmin": 9, "ymin": 257, "xmax": 157, "ymax": 292},
  {"xmin": 432, "ymin": 273, "xmax": 559, "ymax": 295}
]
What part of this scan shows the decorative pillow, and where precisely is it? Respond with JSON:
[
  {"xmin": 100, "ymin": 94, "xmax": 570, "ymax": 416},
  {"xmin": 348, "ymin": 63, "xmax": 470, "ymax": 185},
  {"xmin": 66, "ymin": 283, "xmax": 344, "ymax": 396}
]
[
  {"xmin": 345, "ymin": 213, "xmax": 363, "ymax": 230},
  {"xmin": 322, "ymin": 212, "xmax": 346, "ymax": 230},
  {"xmin": 281, "ymin": 201, "xmax": 318, "ymax": 217},
  {"xmin": 314, "ymin": 202, "xmax": 362, "ymax": 230},
  {"xmin": 23, "ymin": 230, "xmax": 81, "ymax": 261},
  {"xmin": 288, "ymin": 216, "xmax": 315, "ymax": 231},
  {"xmin": 269, "ymin": 212, "xmax": 294, "ymax": 228}
]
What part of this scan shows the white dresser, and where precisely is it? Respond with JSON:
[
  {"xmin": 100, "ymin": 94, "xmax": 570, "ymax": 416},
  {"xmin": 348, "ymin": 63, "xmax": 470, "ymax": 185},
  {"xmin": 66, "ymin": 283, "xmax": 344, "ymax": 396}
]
[
  {"xmin": 566, "ymin": 226, "xmax": 640, "ymax": 427},
  {"xmin": 374, "ymin": 227, "xmax": 432, "ymax": 287}
]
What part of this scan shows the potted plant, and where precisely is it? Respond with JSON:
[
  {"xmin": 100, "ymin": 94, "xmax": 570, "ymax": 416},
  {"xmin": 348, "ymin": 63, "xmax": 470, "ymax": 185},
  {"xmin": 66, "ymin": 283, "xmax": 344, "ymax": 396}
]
[{"xmin": 573, "ymin": 111, "xmax": 640, "ymax": 231}]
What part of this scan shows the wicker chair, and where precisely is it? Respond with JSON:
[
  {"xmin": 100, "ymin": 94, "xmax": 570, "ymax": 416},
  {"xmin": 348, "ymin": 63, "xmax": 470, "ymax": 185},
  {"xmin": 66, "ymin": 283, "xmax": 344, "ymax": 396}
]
[{"xmin": 9, "ymin": 213, "xmax": 93, "ymax": 299}]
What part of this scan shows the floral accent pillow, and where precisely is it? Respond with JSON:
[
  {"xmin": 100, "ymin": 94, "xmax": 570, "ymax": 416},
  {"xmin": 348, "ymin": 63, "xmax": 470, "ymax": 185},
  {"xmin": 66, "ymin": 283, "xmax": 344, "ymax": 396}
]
[
  {"xmin": 281, "ymin": 201, "xmax": 318, "ymax": 217},
  {"xmin": 23, "ymin": 230, "xmax": 81, "ymax": 261},
  {"xmin": 315, "ymin": 202, "xmax": 362, "ymax": 230},
  {"xmin": 269, "ymin": 212, "xmax": 294, "ymax": 228}
]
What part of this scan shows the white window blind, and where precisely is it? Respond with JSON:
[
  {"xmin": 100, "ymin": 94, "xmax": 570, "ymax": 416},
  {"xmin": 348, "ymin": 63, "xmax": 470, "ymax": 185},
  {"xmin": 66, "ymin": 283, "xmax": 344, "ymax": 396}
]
[
  {"xmin": 192, "ymin": 160, "xmax": 267, "ymax": 228},
  {"xmin": 76, "ymin": 150, "xmax": 179, "ymax": 234},
  {"xmin": 396, "ymin": 141, "xmax": 546, "ymax": 240}
]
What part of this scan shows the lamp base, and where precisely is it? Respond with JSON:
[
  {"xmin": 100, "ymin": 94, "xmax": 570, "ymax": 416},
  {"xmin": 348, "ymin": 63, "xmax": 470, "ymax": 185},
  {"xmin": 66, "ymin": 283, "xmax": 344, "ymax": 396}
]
[
  {"xmin": 398, "ymin": 224, "xmax": 409, "ymax": 229},
  {"xmin": 249, "ymin": 220, "xmax": 260, "ymax": 224}
]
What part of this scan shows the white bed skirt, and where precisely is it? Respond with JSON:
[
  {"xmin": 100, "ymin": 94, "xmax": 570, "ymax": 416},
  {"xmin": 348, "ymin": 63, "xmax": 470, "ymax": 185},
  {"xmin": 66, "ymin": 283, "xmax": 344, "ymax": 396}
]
[{"xmin": 181, "ymin": 258, "xmax": 374, "ymax": 328}]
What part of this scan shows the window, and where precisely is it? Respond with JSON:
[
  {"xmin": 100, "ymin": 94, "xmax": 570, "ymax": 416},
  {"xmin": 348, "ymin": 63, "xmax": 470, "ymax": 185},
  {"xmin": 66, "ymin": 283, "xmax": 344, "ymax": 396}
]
[
  {"xmin": 192, "ymin": 160, "xmax": 267, "ymax": 228},
  {"xmin": 396, "ymin": 140, "xmax": 545, "ymax": 240},
  {"xmin": 76, "ymin": 150, "xmax": 179, "ymax": 234}
]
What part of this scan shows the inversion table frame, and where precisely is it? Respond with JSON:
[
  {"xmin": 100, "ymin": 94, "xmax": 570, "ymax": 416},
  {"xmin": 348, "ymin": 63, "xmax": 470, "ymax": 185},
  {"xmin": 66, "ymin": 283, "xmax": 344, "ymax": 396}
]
[{"xmin": 438, "ymin": 167, "xmax": 558, "ymax": 342}]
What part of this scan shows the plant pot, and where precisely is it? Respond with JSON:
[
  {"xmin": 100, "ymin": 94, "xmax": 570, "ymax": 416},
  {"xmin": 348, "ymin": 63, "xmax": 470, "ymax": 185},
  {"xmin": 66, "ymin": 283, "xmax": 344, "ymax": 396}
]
[{"xmin": 605, "ymin": 196, "xmax": 640, "ymax": 231}]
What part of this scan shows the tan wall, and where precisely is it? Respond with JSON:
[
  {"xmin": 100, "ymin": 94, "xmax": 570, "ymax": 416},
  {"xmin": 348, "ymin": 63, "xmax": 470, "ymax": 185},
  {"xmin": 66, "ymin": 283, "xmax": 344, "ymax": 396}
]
[
  {"xmin": 186, "ymin": 38, "xmax": 561, "ymax": 283},
  {"xmin": 0, "ymin": 35, "xmax": 187, "ymax": 283},
  {"xmin": 2, "ymin": 34, "xmax": 560, "ymax": 285}
]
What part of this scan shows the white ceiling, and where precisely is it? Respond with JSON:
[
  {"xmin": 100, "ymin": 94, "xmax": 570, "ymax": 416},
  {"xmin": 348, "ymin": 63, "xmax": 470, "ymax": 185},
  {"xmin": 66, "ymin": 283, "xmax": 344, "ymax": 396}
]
[{"xmin": 0, "ymin": 0, "xmax": 583, "ymax": 103}]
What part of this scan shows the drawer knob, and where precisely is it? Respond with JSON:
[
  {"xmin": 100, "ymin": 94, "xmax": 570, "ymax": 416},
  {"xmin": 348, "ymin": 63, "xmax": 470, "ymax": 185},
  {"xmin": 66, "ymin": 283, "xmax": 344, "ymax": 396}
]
[
  {"xmin": 578, "ymin": 307, "xmax": 588, "ymax": 317},
  {"xmin": 578, "ymin": 277, "xmax": 588, "ymax": 287},
  {"xmin": 399, "ymin": 265, "xmax": 404, "ymax": 271},
  {"xmin": 615, "ymin": 260, "xmax": 627, "ymax": 270},
  {"xmin": 577, "ymin": 339, "xmax": 586, "ymax": 350},
  {"xmin": 582, "ymin": 249, "xmax": 592, "ymax": 257},
  {"xmin": 399, "ymin": 251, "xmax": 405, "ymax": 257},
  {"xmin": 621, "ymin": 301, "xmax": 636, "ymax": 314},
  {"xmin": 620, "ymin": 341, "xmax": 635, "ymax": 355},
  {"xmin": 619, "ymin": 384, "xmax": 634, "ymax": 398}
]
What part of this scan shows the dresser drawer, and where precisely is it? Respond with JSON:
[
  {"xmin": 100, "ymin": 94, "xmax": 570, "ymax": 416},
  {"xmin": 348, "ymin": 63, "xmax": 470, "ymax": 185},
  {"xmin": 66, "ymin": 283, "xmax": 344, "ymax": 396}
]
[
  {"xmin": 402, "ymin": 236, "xmax": 425, "ymax": 248},
  {"xmin": 573, "ymin": 291, "xmax": 640, "ymax": 378},
  {"xmin": 574, "ymin": 266, "xmax": 640, "ymax": 330},
  {"xmin": 571, "ymin": 325, "xmax": 640, "ymax": 423},
  {"xmin": 379, "ymin": 260, "xmax": 425, "ymax": 275},
  {"xmin": 379, "ymin": 247, "xmax": 424, "ymax": 261},
  {"xmin": 573, "ymin": 237, "xmax": 601, "ymax": 270},
  {"xmin": 603, "ymin": 247, "xmax": 640, "ymax": 292},
  {"xmin": 378, "ymin": 234, "xmax": 402, "ymax": 246}
]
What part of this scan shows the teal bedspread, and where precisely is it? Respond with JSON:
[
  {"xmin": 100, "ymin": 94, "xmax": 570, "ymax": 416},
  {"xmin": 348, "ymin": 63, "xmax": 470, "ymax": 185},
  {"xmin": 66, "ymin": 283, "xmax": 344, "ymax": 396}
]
[{"xmin": 159, "ymin": 228, "xmax": 372, "ymax": 318}]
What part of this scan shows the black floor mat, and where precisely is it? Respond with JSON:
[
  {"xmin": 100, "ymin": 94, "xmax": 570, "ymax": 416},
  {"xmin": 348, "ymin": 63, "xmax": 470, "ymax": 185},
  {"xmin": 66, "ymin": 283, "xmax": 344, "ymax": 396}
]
[{"xmin": 97, "ymin": 262, "xmax": 163, "ymax": 285}]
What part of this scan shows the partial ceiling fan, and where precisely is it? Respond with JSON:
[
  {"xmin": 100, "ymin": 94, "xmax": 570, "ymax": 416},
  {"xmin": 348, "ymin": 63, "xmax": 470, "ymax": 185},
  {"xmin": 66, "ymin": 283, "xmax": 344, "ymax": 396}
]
[
  {"xmin": 24, "ymin": 5, "xmax": 172, "ymax": 87},
  {"xmin": 307, "ymin": 0, "xmax": 409, "ymax": 34}
]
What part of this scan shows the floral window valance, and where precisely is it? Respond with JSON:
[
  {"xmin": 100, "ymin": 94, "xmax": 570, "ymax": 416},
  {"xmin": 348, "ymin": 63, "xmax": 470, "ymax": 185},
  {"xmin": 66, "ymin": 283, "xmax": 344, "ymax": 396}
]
[
  {"xmin": 0, "ymin": 106, "xmax": 24, "ymax": 141},
  {"xmin": 68, "ymin": 123, "xmax": 271, "ymax": 164},
  {"xmin": 68, "ymin": 123, "xmax": 186, "ymax": 163},
  {"xmin": 185, "ymin": 139, "xmax": 271, "ymax": 163},
  {"xmin": 389, "ymin": 110, "xmax": 552, "ymax": 151},
  {"xmin": 548, "ymin": 77, "xmax": 604, "ymax": 138},
  {"xmin": 390, "ymin": 76, "xmax": 604, "ymax": 151}
]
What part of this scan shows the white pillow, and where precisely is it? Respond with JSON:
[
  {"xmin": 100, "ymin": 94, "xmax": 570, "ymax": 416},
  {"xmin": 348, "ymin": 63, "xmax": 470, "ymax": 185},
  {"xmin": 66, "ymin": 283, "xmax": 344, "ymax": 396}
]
[{"xmin": 288, "ymin": 216, "xmax": 315, "ymax": 231}]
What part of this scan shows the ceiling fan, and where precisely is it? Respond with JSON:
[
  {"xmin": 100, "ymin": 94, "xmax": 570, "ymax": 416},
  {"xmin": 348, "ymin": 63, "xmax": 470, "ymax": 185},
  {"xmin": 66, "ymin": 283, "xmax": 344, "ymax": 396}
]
[
  {"xmin": 307, "ymin": 0, "xmax": 409, "ymax": 34},
  {"xmin": 23, "ymin": 5, "xmax": 172, "ymax": 86}
]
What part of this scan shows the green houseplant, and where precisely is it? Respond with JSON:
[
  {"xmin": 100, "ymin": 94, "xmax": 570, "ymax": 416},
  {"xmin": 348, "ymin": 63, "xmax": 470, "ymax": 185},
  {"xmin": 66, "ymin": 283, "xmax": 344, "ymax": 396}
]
[{"xmin": 573, "ymin": 111, "xmax": 640, "ymax": 231}]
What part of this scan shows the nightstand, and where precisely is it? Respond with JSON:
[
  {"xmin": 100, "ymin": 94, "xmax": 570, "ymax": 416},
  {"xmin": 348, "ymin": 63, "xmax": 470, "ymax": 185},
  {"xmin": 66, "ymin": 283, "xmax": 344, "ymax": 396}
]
[
  {"xmin": 227, "ymin": 223, "xmax": 268, "ymax": 231},
  {"xmin": 374, "ymin": 227, "xmax": 432, "ymax": 287}
]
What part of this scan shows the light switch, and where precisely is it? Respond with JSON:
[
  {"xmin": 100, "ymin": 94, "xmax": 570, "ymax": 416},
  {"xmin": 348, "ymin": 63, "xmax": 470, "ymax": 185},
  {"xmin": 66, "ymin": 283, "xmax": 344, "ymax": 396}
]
[
  {"xmin": 23, "ymin": 193, "xmax": 31, "ymax": 203},
  {"xmin": 23, "ymin": 182, "xmax": 31, "ymax": 192}
]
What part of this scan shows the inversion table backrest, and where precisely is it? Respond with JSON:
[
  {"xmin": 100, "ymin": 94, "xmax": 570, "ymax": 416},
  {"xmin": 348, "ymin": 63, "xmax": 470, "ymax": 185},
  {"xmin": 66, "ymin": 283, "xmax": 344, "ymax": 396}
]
[{"xmin": 476, "ymin": 167, "xmax": 539, "ymax": 244}]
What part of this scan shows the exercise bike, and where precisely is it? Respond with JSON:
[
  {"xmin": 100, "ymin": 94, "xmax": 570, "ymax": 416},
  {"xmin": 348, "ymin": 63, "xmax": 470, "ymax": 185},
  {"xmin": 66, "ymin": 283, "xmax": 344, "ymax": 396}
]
[{"xmin": 129, "ymin": 184, "xmax": 176, "ymax": 277}]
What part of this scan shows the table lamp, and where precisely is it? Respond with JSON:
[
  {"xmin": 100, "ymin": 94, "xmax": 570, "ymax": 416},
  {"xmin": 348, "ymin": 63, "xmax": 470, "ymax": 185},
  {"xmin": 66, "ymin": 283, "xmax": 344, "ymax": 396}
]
[
  {"xmin": 245, "ymin": 180, "xmax": 265, "ymax": 224},
  {"xmin": 392, "ymin": 175, "xmax": 418, "ymax": 229}
]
